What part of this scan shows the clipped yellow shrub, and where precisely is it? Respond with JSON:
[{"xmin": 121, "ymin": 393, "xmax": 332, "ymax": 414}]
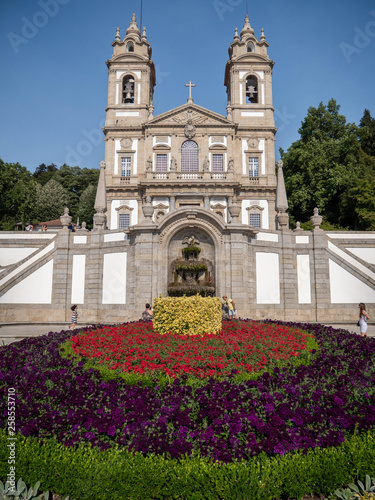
[{"xmin": 153, "ymin": 295, "xmax": 222, "ymax": 336}]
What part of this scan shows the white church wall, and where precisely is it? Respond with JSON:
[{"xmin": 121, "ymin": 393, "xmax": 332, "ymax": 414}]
[
  {"xmin": 0, "ymin": 260, "xmax": 54, "ymax": 304},
  {"xmin": 258, "ymin": 139, "xmax": 265, "ymax": 175},
  {"xmin": 71, "ymin": 254, "xmax": 86, "ymax": 304},
  {"xmin": 0, "ymin": 248, "xmax": 37, "ymax": 266},
  {"xmin": 241, "ymin": 200, "xmax": 269, "ymax": 229},
  {"xmin": 328, "ymin": 241, "xmax": 375, "ymax": 281},
  {"xmin": 297, "ymin": 254, "xmax": 311, "ymax": 304},
  {"xmin": 346, "ymin": 248, "xmax": 375, "ymax": 265},
  {"xmin": 102, "ymin": 252, "xmax": 127, "ymax": 305},
  {"xmin": 110, "ymin": 200, "xmax": 139, "ymax": 229},
  {"xmin": 256, "ymin": 252, "xmax": 280, "ymax": 304},
  {"xmin": 329, "ymin": 259, "xmax": 375, "ymax": 303},
  {"xmin": 0, "ymin": 242, "xmax": 55, "ymax": 289}
]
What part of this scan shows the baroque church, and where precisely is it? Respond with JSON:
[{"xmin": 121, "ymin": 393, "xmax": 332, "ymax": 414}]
[{"xmin": 0, "ymin": 14, "xmax": 374, "ymax": 325}]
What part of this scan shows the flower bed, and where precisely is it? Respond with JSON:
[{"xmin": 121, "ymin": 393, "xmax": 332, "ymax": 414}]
[
  {"xmin": 0, "ymin": 322, "xmax": 374, "ymax": 464},
  {"xmin": 66, "ymin": 320, "xmax": 317, "ymax": 379}
]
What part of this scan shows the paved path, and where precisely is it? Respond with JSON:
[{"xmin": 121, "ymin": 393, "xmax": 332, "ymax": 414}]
[{"xmin": 0, "ymin": 321, "xmax": 373, "ymax": 345}]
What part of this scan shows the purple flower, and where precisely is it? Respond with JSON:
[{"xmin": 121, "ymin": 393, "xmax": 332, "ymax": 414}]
[{"xmin": 107, "ymin": 425, "xmax": 116, "ymax": 436}]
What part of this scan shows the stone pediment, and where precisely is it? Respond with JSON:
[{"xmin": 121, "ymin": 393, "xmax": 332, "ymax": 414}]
[{"xmin": 146, "ymin": 104, "xmax": 233, "ymax": 128}]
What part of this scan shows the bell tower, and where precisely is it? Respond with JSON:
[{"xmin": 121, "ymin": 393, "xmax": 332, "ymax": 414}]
[
  {"xmin": 224, "ymin": 15, "xmax": 275, "ymax": 128},
  {"xmin": 105, "ymin": 14, "xmax": 156, "ymax": 127}
]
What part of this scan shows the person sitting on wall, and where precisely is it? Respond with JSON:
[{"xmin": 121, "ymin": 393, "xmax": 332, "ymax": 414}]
[{"xmin": 141, "ymin": 303, "xmax": 153, "ymax": 321}]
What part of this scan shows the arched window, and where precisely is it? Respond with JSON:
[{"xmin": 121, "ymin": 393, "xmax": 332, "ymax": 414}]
[
  {"xmin": 126, "ymin": 41, "xmax": 134, "ymax": 52},
  {"xmin": 181, "ymin": 141, "xmax": 199, "ymax": 172},
  {"xmin": 246, "ymin": 76, "xmax": 258, "ymax": 103},
  {"xmin": 247, "ymin": 42, "xmax": 255, "ymax": 53},
  {"xmin": 122, "ymin": 76, "xmax": 134, "ymax": 103}
]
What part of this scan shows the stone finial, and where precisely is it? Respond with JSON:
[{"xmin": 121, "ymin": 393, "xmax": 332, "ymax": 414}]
[
  {"xmin": 141, "ymin": 195, "xmax": 155, "ymax": 224},
  {"xmin": 93, "ymin": 161, "xmax": 107, "ymax": 231},
  {"xmin": 60, "ymin": 207, "xmax": 72, "ymax": 231},
  {"xmin": 276, "ymin": 159, "xmax": 288, "ymax": 213},
  {"xmin": 260, "ymin": 28, "xmax": 266, "ymax": 41},
  {"xmin": 126, "ymin": 13, "xmax": 141, "ymax": 38},
  {"xmin": 115, "ymin": 27, "xmax": 121, "ymax": 41},
  {"xmin": 79, "ymin": 221, "xmax": 89, "ymax": 232},
  {"xmin": 240, "ymin": 14, "xmax": 255, "ymax": 39},
  {"xmin": 142, "ymin": 27, "xmax": 147, "ymax": 41},
  {"xmin": 310, "ymin": 207, "xmax": 323, "ymax": 231},
  {"xmin": 234, "ymin": 28, "xmax": 239, "ymax": 41},
  {"xmin": 293, "ymin": 221, "xmax": 304, "ymax": 233}
]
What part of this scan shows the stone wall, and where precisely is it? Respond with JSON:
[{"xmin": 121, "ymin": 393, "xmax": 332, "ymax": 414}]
[{"xmin": 0, "ymin": 217, "xmax": 374, "ymax": 325}]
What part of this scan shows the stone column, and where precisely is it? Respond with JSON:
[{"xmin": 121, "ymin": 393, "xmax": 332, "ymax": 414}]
[
  {"xmin": 170, "ymin": 196, "xmax": 176, "ymax": 211},
  {"xmin": 204, "ymin": 196, "xmax": 210, "ymax": 209}
]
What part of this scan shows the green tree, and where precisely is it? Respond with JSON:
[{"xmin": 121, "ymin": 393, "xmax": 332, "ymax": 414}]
[
  {"xmin": 33, "ymin": 179, "xmax": 70, "ymax": 222},
  {"xmin": 0, "ymin": 159, "xmax": 36, "ymax": 230},
  {"xmin": 280, "ymin": 99, "xmax": 367, "ymax": 229},
  {"xmin": 77, "ymin": 184, "xmax": 97, "ymax": 229},
  {"xmin": 32, "ymin": 163, "xmax": 58, "ymax": 186},
  {"xmin": 359, "ymin": 109, "xmax": 375, "ymax": 157},
  {"xmin": 53, "ymin": 164, "xmax": 99, "ymax": 219}
]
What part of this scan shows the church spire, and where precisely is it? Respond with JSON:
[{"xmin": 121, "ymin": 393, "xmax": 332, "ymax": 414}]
[
  {"xmin": 240, "ymin": 14, "xmax": 255, "ymax": 39},
  {"xmin": 126, "ymin": 13, "xmax": 141, "ymax": 39}
]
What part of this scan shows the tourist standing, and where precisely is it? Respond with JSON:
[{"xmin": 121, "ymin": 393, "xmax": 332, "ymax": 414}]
[
  {"xmin": 358, "ymin": 303, "xmax": 370, "ymax": 337},
  {"xmin": 222, "ymin": 295, "xmax": 237, "ymax": 320},
  {"xmin": 69, "ymin": 305, "xmax": 79, "ymax": 330}
]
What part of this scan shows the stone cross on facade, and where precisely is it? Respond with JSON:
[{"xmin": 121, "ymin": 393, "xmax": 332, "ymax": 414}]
[{"xmin": 185, "ymin": 80, "xmax": 196, "ymax": 103}]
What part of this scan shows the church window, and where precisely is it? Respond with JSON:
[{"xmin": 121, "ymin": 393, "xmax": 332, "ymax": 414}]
[
  {"xmin": 250, "ymin": 213, "xmax": 261, "ymax": 228},
  {"xmin": 121, "ymin": 157, "xmax": 131, "ymax": 177},
  {"xmin": 246, "ymin": 76, "xmax": 258, "ymax": 103},
  {"xmin": 156, "ymin": 154, "xmax": 167, "ymax": 172},
  {"xmin": 126, "ymin": 41, "xmax": 134, "ymax": 52},
  {"xmin": 248, "ymin": 157, "xmax": 259, "ymax": 177},
  {"xmin": 122, "ymin": 76, "xmax": 135, "ymax": 103},
  {"xmin": 247, "ymin": 42, "xmax": 255, "ymax": 53},
  {"xmin": 212, "ymin": 154, "xmax": 224, "ymax": 172},
  {"xmin": 181, "ymin": 140, "xmax": 199, "ymax": 172},
  {"xmin": 119, "ymin": 213, "xmax": 130, "ymax": 229}
]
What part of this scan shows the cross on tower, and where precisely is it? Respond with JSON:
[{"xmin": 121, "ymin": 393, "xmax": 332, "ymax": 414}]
[{"xmin": 185, "ymin": 80, "xmax": 196, "ymax": 103}]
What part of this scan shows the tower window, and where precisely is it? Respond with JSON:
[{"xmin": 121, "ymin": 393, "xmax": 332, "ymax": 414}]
[
  {"xmin": 119, "ymin": 213, "xmax": 130, "ymax": 229},
  {"xmin": 212, "ymin": 154, "xmax": 224, "ymax": 172},
  {"xmin": 246, "ymin": 76, "xmax": 258, "ymax": 103},
  {"xmin": 248, "ymin": 157, "xmax": 259, "ymax": 177},
  {"xmin": 122, "ymin": 76, "xmax": 135, "ymax": 103},
  {"xmin": 181, "ymin": 140, "xmax": 199, "ymax": 172},
  {"xmin": 126, "ymin": 41, "xmax": 134, "ymax": 52},
  {"xmin": 121, "ymin": 157, "xmax": 131, "ymax": 177},
  {"xmin": 250, "ymin": 213, "xmax": 261, "ymax": 228},
  {"xmin": 156, "ymin": 154, "xmax": 167, "ymax": 172},
  {"xmin": 247, "ymin": 42, "xmax": 255, "ymax": 53}
]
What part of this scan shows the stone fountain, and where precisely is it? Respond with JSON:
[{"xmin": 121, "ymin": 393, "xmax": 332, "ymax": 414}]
[{"xmin": 167, "ymin": 236, "xmax": 215, "ymax": 296}]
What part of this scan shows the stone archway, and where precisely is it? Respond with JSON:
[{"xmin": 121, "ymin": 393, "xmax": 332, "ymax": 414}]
[{"xmin": 167, "ymin": 228, "xmax": 215, "ymax": 296}]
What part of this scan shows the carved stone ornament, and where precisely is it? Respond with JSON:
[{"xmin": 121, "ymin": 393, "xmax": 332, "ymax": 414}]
[
  {"xmin": 247, "ymin": 138, "xmax": 259, "ymax": 149},
  {"xmin": 184, "ymin": 123, "xmax": 196, "ymax": 139},
  {"xmin": 121, "ymin": 137, "xmax": 133, "ymax": 150}
]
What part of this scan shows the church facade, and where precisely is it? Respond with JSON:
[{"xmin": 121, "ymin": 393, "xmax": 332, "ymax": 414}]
[{"xmin": 0, "ymin": 15, "xmax": 374, "ymax": 325}]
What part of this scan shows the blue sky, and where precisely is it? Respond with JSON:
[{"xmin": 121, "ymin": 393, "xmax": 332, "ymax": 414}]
[{"xmin": 1, "ymin": 0, "xmax": 374, "ymax": 172}]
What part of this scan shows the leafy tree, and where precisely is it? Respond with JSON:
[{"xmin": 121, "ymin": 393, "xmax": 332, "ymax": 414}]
[
  {"xmin": 280, "ymin": 99, "xmax": 368, "ymax": 229},
  {"xmin": 32, "ymin": 163, "xmax": 58, "ymax": 186},
  {"xmin": 0, "ymin": 159, "xmax": 36, "ymax": 229},
  {"xmin": 359, "ymin": 109, "xmax": 375, "ymax": 157},
  {"xmin": 33, "ymin": 179, "xmax": 70, "ymax": 222},
  {"xmin": 53, "ymin": 164, "xmax": 99, "ymax": 220},
  {"xmin": 77, "ymin": 184, "xmax": 97, "ymax": 229}
]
